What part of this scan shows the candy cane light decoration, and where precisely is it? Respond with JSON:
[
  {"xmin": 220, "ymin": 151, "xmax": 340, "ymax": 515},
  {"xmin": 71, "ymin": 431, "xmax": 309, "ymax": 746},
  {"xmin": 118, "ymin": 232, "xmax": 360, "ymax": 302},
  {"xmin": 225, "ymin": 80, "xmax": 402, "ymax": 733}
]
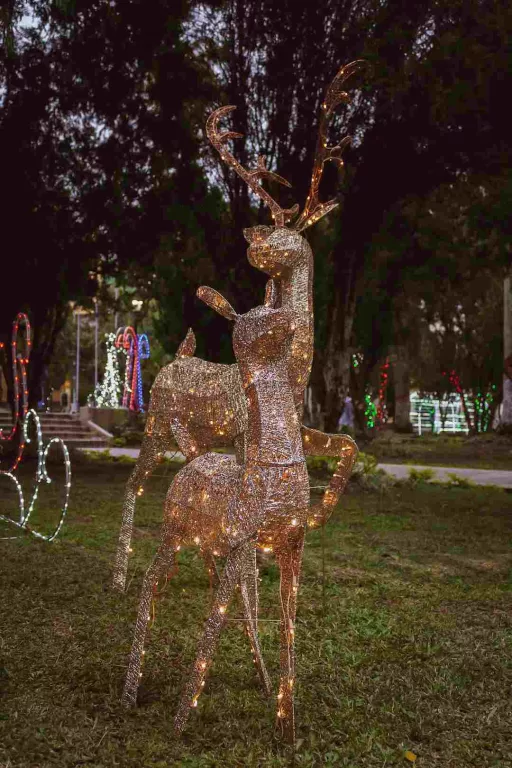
[{"xmin": 115, "ymin": 327, "xmax": 150, "ymax": 412}]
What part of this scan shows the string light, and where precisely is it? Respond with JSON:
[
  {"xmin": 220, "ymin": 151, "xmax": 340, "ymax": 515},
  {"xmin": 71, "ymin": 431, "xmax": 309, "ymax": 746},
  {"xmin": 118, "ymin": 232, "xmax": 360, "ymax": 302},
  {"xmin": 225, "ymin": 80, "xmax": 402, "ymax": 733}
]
[
  {"xmin": 376, "ymin": 357, "xmax": 389, "ymax": 427},
  {"xmin": 117, "ymin": 63, "xmax": 362, "ymax": 747},
  {"xmin": 0, "ymin": 313, "xmax": 71, "ymax": 542},
  {"xmin": 91, "ymin": 333, "xmax": 124, "ymax": 408},
  {"xmin": 364, "ymin": 393, "xmax": 377, "ymax": 429}
]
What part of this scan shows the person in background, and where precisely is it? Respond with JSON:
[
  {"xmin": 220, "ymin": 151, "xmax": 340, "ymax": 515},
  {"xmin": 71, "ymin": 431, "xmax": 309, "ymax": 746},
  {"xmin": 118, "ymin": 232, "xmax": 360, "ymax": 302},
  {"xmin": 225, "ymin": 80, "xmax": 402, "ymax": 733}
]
[{"xmin": 338, "ymin": 395, "xmax": 355, "ymax": 436}]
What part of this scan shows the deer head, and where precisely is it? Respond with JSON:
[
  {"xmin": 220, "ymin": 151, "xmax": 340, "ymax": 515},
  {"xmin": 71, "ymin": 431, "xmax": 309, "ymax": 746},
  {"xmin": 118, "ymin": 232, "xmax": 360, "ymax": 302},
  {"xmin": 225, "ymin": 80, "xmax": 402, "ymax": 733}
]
[
  {"xmin": 206, "ymin": 61, "xmax": 366, "ymax": 276},
  {"xmin": 196, "ymin": 286, "xmax": 296, "ymax": 369}
]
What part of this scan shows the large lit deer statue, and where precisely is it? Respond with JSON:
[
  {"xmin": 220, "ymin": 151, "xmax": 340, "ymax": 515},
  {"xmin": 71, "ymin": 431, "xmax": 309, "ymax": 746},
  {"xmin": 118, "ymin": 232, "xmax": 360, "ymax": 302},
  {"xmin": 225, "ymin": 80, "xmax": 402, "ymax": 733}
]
[
  {"xmin": 123, "ymin": 286, "xmax": 325, "ymax": 742},
  {"xmin": 112, "ymin": 61, "xmax": 362, "ymax": 595}
]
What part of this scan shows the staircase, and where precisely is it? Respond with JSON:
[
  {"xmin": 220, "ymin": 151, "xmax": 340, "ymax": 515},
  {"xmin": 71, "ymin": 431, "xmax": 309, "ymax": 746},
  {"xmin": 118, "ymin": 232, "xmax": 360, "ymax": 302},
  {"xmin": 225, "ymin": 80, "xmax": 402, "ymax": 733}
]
[{"xmin": 0, "ymin": 410, "xmax": 111, "ymax": 449}]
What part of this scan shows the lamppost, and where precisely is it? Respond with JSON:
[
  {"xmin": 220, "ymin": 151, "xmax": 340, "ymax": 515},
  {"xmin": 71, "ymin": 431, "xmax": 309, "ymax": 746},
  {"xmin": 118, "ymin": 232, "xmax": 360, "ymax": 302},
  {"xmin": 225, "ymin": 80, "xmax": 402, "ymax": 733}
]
[
  {"xmin": 94, "ymin": 298, "xmax": 99, "ymax": 390},
  {"xmin": 72, "ymin": 306, "xmax": 89, "ymax": 414}
]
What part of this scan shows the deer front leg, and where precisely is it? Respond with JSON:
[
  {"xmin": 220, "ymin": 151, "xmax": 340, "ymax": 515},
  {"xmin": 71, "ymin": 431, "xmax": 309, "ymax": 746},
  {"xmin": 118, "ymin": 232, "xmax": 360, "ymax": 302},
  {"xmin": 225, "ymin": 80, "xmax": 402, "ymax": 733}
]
[
  {"xmin": 276, "ymin": 527, "xmax": 305, "ymax": 745},
  {"xmin": 240, "ymin": 546, "xmax": 272, "ymax": 697},
  {"xmin": 122, "ymin": 528, "xmax": 177, "ymax": 706},
  {"xmin": 174, "ymin": 540, "xmax": 253, "ymax": 734},
  {"xmin": 301, "ymin": 426, "xmax": 358, "ymax": 527},
  {"xmin": 112, "ymin": 427, "xmax": 170, "ymax": 592}
]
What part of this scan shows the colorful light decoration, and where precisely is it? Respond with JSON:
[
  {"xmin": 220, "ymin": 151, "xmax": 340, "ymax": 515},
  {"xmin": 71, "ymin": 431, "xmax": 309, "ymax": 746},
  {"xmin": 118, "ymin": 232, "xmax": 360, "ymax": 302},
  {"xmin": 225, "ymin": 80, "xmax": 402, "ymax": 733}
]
[
  {"xmin": 440, "ymin": 370, "xmax": 495, "ymax": 433},
  {"xmin": 0, "ymin": 314, "xmax": 71, "ymax": 541},
  {"xmin": 115, "ymin": 326, "xmax": 150, "ymax": 412}
]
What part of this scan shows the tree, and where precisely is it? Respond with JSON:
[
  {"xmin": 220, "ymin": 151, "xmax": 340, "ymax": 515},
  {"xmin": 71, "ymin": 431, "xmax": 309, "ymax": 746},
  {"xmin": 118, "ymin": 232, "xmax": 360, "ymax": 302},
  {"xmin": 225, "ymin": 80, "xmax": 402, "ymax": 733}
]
[{"xmin": 0, "ymin": 0, "xmax": 224, "ymax": 407}]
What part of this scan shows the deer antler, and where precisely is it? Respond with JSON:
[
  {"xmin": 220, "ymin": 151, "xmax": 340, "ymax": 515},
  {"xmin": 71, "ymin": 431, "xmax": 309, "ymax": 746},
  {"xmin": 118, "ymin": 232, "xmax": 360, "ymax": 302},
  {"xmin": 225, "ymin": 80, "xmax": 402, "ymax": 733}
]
[
  {"xmin": 294, "ymin": 60, "xmax": 366, "ymax": 232},
  {"xmin": 206, "ymin": 106, "xmax": 299, "ymax": 228}
]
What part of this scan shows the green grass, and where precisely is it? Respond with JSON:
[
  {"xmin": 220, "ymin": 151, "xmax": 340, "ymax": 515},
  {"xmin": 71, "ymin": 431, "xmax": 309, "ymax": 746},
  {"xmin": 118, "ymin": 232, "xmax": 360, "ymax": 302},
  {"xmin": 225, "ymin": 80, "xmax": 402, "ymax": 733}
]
[
  {"xmin": 364, "ymin": 431, "xmax": 512, "ymax": 471},
  {"xmin": 1, "ymin": 457, "xmax": 512, "ymax": 767}
]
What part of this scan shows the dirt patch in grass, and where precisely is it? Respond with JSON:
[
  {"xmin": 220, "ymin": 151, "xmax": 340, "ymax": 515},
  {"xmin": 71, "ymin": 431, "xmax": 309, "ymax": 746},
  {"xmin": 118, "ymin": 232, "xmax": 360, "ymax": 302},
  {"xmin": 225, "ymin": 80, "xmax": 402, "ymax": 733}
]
[{"xmin": 0, "ymin": 459, "xmax": 511, "ymax": 766}]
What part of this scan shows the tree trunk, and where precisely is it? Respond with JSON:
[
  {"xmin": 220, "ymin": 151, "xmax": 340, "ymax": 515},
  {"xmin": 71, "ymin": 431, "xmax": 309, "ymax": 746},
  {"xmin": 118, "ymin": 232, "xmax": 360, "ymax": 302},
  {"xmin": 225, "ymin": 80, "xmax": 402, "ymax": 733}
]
[
  {"xmin": 502, "ymin": 272, "xmax": 512, "ymax": 426},
  {"xmin": 28, "ymin": 306, "xmax": 68, "ymax": 410},
  {"xmin": 322, "ymin": 289, "xmax": 355, "ymax": 433},
  {"xmin": 304, "ymin": 353, "xmax": 326, "ymax": 430},
  {"xmin": 392, "ymin": 345, "xmax": 411, "ymax": 431}
]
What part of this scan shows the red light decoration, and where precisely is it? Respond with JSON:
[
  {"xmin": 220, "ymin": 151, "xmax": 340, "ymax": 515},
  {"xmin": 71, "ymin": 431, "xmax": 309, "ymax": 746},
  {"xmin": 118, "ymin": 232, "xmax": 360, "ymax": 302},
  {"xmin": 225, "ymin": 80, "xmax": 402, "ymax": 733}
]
[
  {"xmin": 0, "ymin": 313, "xmax": 31, "ymax": 472},
  {"xmin": 376, "ymin": 357, "xmax": 389, "ymax": 427}
]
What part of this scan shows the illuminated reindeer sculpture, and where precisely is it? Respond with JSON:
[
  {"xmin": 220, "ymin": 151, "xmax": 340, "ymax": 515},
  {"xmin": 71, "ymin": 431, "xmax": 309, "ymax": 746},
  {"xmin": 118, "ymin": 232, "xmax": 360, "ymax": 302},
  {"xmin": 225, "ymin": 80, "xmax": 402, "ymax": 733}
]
[
  {"xmin": 112, "ymin": 61, "xmax": 362, "ymax": 594},
  {"xmin": 123, "ymin": 287, "xmax": 312, "ymax": 742}
]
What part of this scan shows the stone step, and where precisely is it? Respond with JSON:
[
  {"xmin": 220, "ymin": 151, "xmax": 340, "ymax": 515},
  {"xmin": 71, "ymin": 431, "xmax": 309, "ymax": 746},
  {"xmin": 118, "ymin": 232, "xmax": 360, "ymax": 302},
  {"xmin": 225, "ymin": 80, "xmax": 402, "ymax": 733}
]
[
  {"xmin": 0, "ymin": 415, "xmax": 110, "ymax": 448},
  {"xmin": 0, "ymin": 422, "xmax": 96, "ymax": 434}
]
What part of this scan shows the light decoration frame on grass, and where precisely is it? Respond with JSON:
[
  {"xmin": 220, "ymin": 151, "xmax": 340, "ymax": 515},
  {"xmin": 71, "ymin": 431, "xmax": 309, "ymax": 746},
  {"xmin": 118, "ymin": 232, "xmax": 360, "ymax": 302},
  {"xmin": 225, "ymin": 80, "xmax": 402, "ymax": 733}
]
[{"xmin": 0, "ymin": 314, "xmax": 71, "ymax": 541}]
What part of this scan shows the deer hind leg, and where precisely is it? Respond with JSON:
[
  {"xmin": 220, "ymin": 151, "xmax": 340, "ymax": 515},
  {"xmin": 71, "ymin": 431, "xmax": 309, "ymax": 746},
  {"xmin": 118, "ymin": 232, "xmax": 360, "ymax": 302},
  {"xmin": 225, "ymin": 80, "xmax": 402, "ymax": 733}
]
[
  {"xmin": 276, "ymin": 527, "xmax": 305, "ymax": 744},
  {"xmin": 240, "ymin": 546, "xmax": 272, "ymax": 697},
  {"xmin": 174, "ymin": 540, "xmax": 252, "ymax": 734},
  {"xmin": 112, "ymin": 429, "xmax": 170, "ymax": 592},
  {"xmin": 122, "ymin": 527, "xmax": 177, "ymax": 707}
]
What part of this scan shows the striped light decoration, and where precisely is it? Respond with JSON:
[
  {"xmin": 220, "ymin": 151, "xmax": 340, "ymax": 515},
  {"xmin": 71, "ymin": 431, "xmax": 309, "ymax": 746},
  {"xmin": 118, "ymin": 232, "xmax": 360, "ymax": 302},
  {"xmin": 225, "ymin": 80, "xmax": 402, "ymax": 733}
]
[{"xmin": 115, "ymin": 327, "xmax": 150, "ymax": 412}]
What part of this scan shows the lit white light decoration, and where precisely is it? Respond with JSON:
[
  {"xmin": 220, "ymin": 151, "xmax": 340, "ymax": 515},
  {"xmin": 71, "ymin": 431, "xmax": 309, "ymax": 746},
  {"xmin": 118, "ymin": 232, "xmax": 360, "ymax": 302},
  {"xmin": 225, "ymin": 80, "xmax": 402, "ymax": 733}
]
[
  {"xmin": 0, "ymin": 314, "xmax": 71, "ymax": 541},
  {"xmin": 91, "ymin": 332, "xmax": 124, "ymax": 408},
  {"xmin": 410, "ymin": 391, "xmax": 474, "ymax": 435}
]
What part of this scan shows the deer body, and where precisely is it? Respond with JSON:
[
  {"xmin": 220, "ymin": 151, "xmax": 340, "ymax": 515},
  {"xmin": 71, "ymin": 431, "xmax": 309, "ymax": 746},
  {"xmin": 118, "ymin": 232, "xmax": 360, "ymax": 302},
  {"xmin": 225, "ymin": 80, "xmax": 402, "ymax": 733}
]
[
  {"xmin": 112, "ymin": 233, "xmax": 314, "ymax": 591},
  {"xmin": 122, "ymin": 298, "xmax": 309, "ymax": 740}
]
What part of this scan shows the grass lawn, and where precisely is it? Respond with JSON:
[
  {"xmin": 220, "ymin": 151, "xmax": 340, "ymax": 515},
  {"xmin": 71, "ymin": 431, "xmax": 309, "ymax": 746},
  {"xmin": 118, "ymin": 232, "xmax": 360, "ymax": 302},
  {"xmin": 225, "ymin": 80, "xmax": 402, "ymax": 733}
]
[
  {"xmin": 1, "ymin": 455, "xmax": 511, "ymax": 767},
  {"xmin": 363, "ymin": 431, "xmax": 512, "ymax": 471}
]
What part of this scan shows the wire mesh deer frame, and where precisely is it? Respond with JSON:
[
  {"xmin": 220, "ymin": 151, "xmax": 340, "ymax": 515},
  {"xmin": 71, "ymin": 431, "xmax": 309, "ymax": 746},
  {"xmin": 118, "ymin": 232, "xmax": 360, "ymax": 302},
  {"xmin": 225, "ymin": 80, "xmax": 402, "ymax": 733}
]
[{"xmin": 119, "ymin": 61, "xmax": 364, "ymax": 744}]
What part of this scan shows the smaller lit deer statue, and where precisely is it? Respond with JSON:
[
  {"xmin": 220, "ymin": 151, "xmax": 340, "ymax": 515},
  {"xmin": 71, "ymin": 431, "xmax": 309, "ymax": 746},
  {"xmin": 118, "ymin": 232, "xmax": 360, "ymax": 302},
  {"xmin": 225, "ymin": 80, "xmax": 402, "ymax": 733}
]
[{"xmin": 123, "ymin": 286, "xmax": 320, "ymax": 742}]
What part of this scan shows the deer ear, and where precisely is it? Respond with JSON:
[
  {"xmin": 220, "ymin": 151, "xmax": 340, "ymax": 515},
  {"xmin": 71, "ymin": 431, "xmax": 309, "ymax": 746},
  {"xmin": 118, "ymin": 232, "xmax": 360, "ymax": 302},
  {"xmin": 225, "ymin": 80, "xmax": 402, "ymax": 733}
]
[
  {"xmin": 264, "ymin": 279, "xmax": 278, "ymax": 308},
  {"xmin": 197, "ymin": 286, "xmax": 238, "ymax": 322}
]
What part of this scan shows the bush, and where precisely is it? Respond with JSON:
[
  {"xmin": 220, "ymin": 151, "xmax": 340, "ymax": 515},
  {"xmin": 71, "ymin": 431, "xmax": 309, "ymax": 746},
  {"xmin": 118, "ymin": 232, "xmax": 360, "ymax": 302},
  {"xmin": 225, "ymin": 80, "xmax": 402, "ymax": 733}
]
[{"xmin": 406, "ymin": 467, "xmax": 435, "ymax": 485}]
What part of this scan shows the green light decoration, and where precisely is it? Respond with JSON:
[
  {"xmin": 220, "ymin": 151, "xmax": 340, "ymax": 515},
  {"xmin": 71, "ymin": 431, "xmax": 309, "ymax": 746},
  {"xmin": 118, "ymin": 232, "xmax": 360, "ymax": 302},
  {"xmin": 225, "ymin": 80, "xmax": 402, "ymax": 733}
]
[{"xmin": 364, "ymin": 393, "xmax": 377, "ymax": 429}]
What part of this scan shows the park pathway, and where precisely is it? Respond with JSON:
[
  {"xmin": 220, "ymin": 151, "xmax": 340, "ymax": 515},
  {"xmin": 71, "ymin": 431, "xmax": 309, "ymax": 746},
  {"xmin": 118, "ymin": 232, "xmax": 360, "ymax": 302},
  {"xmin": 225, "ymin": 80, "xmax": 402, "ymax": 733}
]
[
  {"xmin": 80, "ymin": 447, "xmax": 512, "ymax": 489},
  {"xmin": 377, "ymin": 462, "xmax": 512, "ymax": 488}
]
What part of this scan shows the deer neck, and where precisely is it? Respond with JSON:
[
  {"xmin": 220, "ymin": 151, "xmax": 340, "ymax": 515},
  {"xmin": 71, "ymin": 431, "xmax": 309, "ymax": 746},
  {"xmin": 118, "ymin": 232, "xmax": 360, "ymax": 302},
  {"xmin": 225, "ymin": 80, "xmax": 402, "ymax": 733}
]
[
  {"xmin": 240, "ymin": 359, "xmax": 304, "ymax": 466},
  {"xmin": 279, "ymin": 254, "xmax": 314, "ymax": 414}
]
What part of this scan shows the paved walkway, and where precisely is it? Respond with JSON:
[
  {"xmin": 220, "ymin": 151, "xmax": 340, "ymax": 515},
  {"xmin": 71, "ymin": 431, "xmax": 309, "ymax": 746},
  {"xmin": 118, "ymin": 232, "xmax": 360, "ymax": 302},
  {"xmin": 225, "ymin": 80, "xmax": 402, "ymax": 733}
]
[
  {"xmin": 80, "ymin": 447, "xmax": 512, "ymax": 489},
  {"xmin": 377, "ymin": 463, "xmax": 512, "ymax": 488}
]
